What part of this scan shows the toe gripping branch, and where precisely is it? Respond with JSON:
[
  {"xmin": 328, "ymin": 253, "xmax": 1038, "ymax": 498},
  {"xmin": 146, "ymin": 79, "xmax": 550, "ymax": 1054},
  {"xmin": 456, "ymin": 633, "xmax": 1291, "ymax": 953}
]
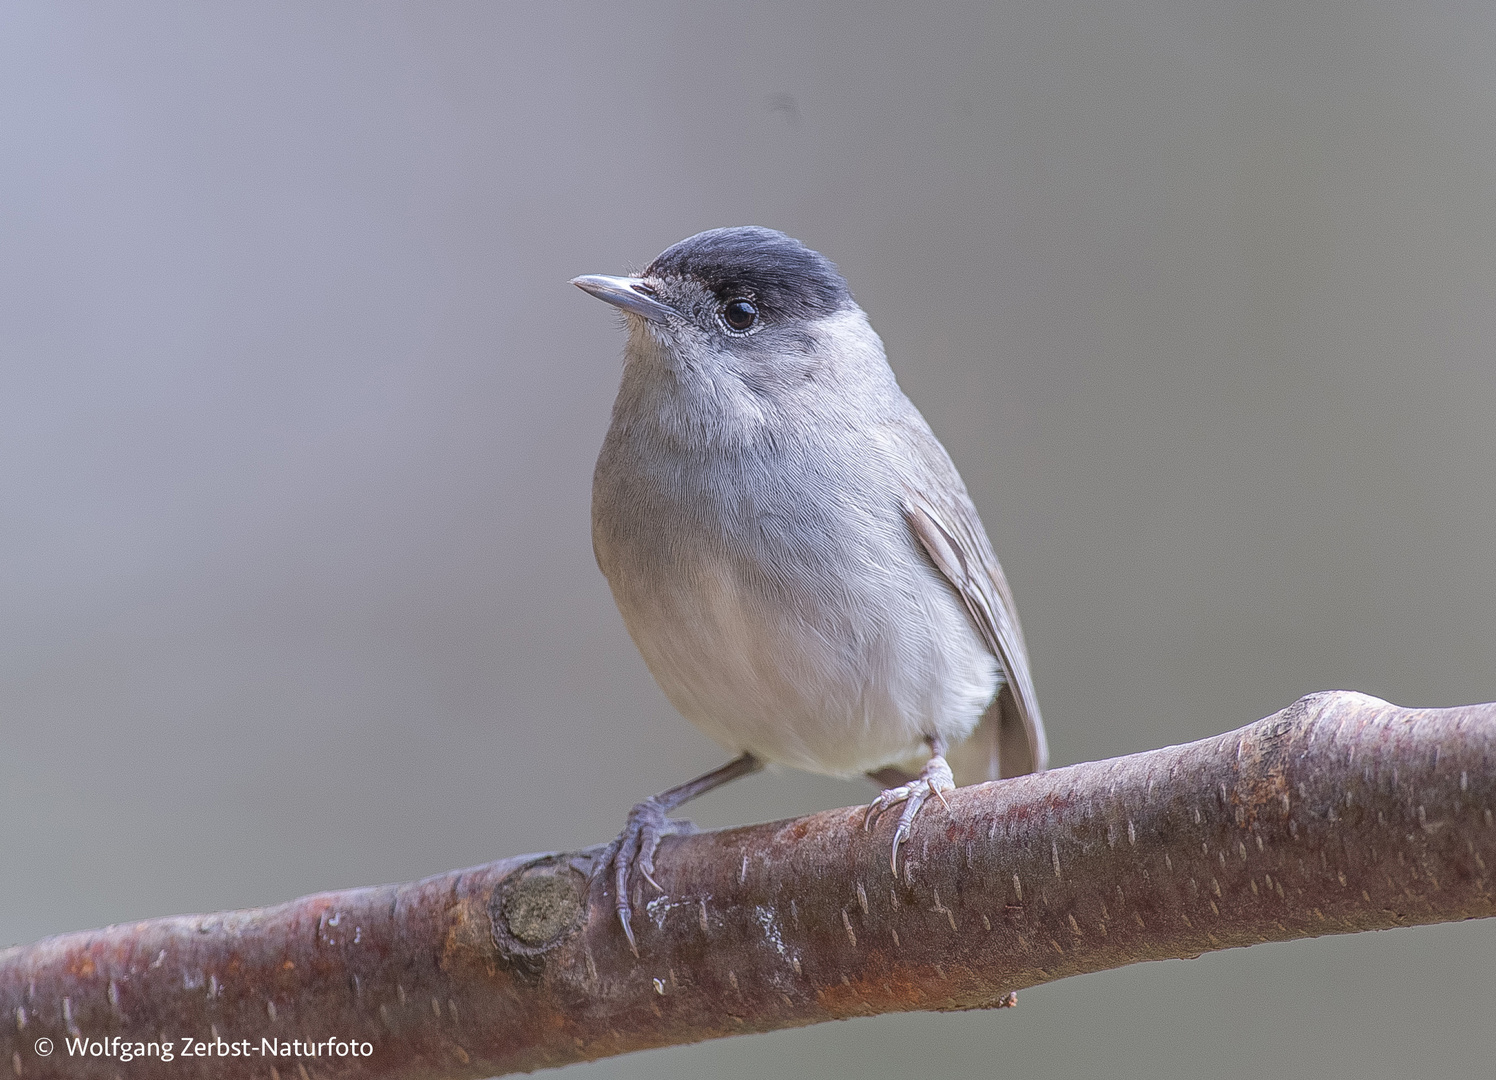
[
  {"xmin": 597, "ymin": 752, "xmax": 762, "ymax": 954},
  {"xmin": 864, "ymin": 743, "xmax": 955, "ymax": 873},
  {"xmin": 600, "ymin": 797, "xmax": 697, "ymax": 954}
]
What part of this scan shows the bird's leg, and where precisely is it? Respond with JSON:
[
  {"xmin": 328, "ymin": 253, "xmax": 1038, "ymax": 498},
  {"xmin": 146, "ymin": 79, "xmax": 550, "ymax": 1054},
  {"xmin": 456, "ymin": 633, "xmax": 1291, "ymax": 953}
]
[
  {"xmin": 599, "ymin": 752, "xmax": 762, "ymax": 954},
  {"xmin": 864, "ymin": 735, "xmax": 955, "ymax": 874}
]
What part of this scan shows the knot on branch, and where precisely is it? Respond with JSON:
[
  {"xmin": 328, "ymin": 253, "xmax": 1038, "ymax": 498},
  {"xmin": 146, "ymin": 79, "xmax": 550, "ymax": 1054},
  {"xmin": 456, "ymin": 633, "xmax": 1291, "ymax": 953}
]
[{"xmin": 490, "ymin": 857, "xmax": 588, "ymax": 974}]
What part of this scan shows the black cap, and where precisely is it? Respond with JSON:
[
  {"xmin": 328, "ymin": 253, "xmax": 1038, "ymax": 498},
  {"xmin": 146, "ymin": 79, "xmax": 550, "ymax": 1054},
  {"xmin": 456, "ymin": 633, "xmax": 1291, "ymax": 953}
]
[{"xmin": 646, "ymin": 227, "xmax": 854, "ymax": 321}]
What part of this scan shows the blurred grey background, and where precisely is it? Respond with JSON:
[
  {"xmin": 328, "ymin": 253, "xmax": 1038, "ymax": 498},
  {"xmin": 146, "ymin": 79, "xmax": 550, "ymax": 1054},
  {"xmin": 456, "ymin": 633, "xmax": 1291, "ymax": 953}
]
[{"xmin": 3, "ymin": 2, "xmax": 1494, "ymax": 1076}]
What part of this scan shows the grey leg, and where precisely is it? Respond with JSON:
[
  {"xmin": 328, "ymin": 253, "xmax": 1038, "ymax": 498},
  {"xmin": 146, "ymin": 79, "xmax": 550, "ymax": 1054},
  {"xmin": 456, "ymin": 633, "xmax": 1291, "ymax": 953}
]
[
  {"xmin": 864, "ymin": 736, "xmax": 954, "ymax": 874},
  {"xmin": 602, "ymin": 752, "xmax": 762, "ymax": 953}
]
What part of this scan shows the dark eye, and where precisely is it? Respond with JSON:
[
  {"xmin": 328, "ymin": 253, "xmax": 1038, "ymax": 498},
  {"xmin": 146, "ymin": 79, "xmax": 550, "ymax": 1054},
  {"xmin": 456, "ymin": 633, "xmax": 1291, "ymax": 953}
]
[{"xmin": 722, "ymin": 298, "xmax": 758, "ymax": 332}]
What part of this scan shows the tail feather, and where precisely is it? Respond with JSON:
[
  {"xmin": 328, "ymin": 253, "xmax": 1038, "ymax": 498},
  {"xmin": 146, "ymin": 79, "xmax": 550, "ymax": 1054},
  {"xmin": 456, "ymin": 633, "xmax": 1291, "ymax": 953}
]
[{"xmin": 947, "ymin": 684, "xmax": 1042, "ymax": 788}]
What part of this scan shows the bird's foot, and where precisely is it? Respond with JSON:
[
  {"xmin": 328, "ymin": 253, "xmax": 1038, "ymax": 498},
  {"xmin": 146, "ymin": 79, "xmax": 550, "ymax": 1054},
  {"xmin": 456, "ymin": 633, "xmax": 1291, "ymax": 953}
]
[
  {"xmin": 597, "ymin": 797, "xmax": 698, "ymax": 955},
  {"xmin": 864, "ymin": 752, "xmax": 955, "ymax": 873}
]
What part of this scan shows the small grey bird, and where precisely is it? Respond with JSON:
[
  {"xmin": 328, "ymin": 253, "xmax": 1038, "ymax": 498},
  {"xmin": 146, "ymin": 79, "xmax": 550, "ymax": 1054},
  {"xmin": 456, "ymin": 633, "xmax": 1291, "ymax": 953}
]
[{"xmin": 573, "ymin": 227, "xmax": 1046, "ymax": 950}]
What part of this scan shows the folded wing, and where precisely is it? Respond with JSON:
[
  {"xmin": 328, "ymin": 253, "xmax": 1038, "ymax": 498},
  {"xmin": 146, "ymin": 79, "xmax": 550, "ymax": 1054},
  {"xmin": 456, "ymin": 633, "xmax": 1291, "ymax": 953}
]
[{"xmin": 902, "ymin": 479, "xmax": 1048, "ymax": 785}]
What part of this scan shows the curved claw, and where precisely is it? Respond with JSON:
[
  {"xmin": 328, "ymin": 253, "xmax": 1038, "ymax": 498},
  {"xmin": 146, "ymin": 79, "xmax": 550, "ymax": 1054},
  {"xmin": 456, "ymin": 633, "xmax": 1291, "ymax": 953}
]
[
  {"xmin": 595, "ymin": 797, "xmax": 698, "ymax": 956},
  {"xmin": 638, "ymin": 833, "xmax": 670, "ymax": 893},
  {"xmin": 864, "ymin": 753, "xmax": 956, "ymax": 874},
  {"xmin": 603, "ymin": 829, "xmax": 641, "ymax": 955},
  {"xmin": 888, "ymin": 787, "xmax": 930, "ymax": 872}
]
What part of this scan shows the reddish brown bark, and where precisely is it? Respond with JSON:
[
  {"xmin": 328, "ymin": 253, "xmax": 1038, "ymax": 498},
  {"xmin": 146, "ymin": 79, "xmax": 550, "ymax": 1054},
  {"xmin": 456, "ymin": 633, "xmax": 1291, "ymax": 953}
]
[{"xmin": 4, "ymin": 691, "xmax": 1494, "ymax": 1078}]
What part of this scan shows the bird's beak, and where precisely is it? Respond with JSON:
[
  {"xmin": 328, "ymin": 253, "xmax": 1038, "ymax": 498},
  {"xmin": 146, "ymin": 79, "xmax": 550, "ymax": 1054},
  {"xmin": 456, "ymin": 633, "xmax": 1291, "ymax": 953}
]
[{"xmin": 570, "ymin": 275, "xmax": 675, "ymax": 323}]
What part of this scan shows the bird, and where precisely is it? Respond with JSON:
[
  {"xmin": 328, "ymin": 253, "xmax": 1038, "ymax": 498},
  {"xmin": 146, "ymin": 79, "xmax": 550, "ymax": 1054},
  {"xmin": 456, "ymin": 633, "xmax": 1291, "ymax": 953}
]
[{"xmin": 572, "ymin": 227, "xmax": 1046, "ymax": 951}]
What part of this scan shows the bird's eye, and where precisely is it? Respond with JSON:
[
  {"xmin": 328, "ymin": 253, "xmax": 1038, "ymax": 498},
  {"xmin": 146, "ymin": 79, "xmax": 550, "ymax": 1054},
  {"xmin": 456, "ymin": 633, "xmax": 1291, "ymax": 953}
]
[{"xmin": 722, "ymin": 298, "xmax": 758, "ymax": 332}]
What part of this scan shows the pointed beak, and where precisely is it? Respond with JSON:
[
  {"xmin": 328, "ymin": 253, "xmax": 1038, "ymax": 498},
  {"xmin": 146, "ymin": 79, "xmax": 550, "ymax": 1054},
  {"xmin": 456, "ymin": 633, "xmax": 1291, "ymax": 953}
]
[{"xmin": 570, "ymin": 274, "xmax": 676, "ymax": 324}]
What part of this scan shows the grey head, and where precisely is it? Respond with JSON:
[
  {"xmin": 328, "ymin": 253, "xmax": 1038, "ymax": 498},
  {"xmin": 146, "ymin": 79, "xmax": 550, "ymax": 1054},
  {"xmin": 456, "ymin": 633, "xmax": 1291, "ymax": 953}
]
[
  {"xmin": 573, "ymin": 225, "xmax": 851, "ymax": 323},
  {"xmin": 570, "ymin": 227, "xmax": 871, "ymax": 383}
]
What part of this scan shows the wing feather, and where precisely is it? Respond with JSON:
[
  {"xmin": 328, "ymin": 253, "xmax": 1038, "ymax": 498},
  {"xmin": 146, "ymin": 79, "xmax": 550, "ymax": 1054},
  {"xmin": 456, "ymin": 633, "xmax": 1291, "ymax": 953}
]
[{"xmin": 894, "ymin": 429, "xmax": 1048, "ymax": 783}]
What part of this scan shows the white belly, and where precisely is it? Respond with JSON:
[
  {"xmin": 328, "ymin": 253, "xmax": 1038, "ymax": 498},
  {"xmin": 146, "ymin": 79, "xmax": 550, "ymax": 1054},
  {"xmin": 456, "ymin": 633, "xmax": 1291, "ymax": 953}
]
[{"xmin": 607, "ymin": 541, "xmax": 1000, "ymax": 778}]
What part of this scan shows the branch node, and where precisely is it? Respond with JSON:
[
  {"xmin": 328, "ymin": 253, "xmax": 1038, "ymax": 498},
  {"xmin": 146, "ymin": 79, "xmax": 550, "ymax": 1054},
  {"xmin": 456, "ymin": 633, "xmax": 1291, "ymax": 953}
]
[{"xmin": 490, "ymin": 857, "xmax": 588, "ymax": 973}]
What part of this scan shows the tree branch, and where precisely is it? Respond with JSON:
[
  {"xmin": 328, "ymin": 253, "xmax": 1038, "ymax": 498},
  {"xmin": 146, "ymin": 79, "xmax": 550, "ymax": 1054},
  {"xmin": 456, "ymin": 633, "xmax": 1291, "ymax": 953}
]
[{"xmin": 5, "ymin": 691, "xmax": 1494, "ymax": 1078}]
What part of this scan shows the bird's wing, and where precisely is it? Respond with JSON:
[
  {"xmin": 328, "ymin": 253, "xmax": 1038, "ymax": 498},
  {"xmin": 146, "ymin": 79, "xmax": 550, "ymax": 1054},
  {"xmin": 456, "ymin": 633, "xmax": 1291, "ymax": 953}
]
[{"xmin": 897, "ymin": 435, "xmax": 1048, "ymax": 783}]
